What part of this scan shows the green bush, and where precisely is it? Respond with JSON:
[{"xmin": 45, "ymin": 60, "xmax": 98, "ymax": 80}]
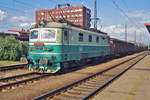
[{"xmin": 0, "ymin": 36, "xmax": 28, "ymax": 61}]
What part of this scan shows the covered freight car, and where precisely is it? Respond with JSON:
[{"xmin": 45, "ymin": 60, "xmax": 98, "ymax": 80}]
[{"xmin": 110, "ymin": 38, "xmax": 136, "ymax": 57}]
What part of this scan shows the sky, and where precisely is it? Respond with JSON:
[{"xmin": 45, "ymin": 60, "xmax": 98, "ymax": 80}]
[{"xmin": 0, "ymin": 0, "xmax": 150, "ymax": 44}]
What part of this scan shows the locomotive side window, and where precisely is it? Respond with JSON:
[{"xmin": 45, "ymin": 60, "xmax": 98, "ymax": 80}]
[
  {"xmin": 88, "ymin": 35, "xmax": 92, "ymax": 42},
  {"xmin": 79, "ymin": 33, "xmax": 83, "ymax": 42},
  {"xmin": 64, "ymin": 30, "xmax": 68, "ymax": 40},
  {"xmin": 102, "ymin": 37, "xmax": 105, "ymax": 40},
  {"xmin": 96, "ymin": 36, "xmax": 99, "ymax": 43}
]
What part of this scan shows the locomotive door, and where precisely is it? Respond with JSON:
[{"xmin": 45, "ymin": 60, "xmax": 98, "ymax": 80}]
[{"xmin": 63, "ymin": 29, "xmax": 69, "ymax": 61}]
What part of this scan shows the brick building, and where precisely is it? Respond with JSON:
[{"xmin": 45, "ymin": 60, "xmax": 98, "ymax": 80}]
[{"xmin": 36, "ymin": 5, "xmax": 91, "ymax": 28}]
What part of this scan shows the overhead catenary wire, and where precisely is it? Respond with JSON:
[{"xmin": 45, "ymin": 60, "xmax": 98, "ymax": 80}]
[
  {"xmin": 111, "ymin": 0, "xmax": 147, "ymax": 43},
  {"xmin": 111, "ymin": 0, "xmax": 146, "ymax": 32}
]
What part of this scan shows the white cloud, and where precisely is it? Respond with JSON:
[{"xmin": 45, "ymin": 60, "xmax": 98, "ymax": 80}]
[
  {"xmin": 31, "ymin": 22, "xmax": 36, "ymax": 26},
  {"xmin": 0, "ymin": 10, "xmax": 7, "ymax": 21},
  {"xmin": 10, "ymin": 16, "xmax": 31, "ymax": 29},
  {"xmin": 11, "ymin": 16, "xmax": 29, "ymax": 22},
  {"xmin": 125, "ymin": 11, "xmax": 150, "ymax": 24},
  {"xmin": 126, "ymin": 11, "xmax": 146, "ymax": 18},
  {"xmin": 102, "ymin": 24, "xmax": 149, "ymax": 44},
  {"xmin": 19, "ymin": 23, "xmax": 30, "ymax": 27},
  {"xmin": 13, "ymin": 23, "xmax": 32, "ymax": 28},
  {"xmin": 139, "ymin": 19, "xmax": 150, "ymax": 24},
  {"xmin": 102, "ymin": 24, "xmax": 124, "ymax": 34}
]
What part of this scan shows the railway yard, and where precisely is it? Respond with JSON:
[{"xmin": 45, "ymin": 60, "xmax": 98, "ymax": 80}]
[
  {"xmin": 0, "ymin": 51, "xmax": 149, "ymax": 100},
  {"xmin": 0, "ymin": 0, "xmax": 150, "ymax": 100}
]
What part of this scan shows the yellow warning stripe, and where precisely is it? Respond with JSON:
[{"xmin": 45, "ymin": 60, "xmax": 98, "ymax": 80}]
[
  {"xmin": 126, "ymin": 71, "xmax": 146, "ymax": 100},
  {"xmin": 29, "ymin": 68, "xmax": 57, "ymax": 73}
]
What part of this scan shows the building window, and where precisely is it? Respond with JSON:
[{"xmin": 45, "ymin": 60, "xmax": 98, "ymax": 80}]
[
  {"xmin": 75, "ymin": 15, "xmax": 78, "ymax": 17},
  {"xmin": 67, "ymin": 15, "xmax": 70, "ymax": 18},
  {"xmin": 79, "ymin": 9, "xmax": 82, "ymax": 11},
  {"xmin": 96, "ymin": 36, "xmax": 99, "ymax": 43},
  {"xmin": 88, "ymin": 35, "xmax": 92, "ymax": 42},
  {"xmin": 79, "ymin": 19, "xmax": 82, "ymax": 22},
  {"xmin": 63, "ymin": 15, "xmax": 66, "ymax": 18},
  {"xmin": 41, "ymin": 13, "xmax": 44, "ymax": 15},
  {"xmin": 71, "ymin": 20, "xmax": 74, "ymax": 22},
  {"xmin": 79, "ymin": 33, "xmax": 83, "ymax": 41},
  {"xmin": 79, "ymin": 14, "xmax": 82, "ymax": 17}
]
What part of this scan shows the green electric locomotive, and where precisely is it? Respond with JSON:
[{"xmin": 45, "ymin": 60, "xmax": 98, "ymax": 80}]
[{"xmin": 27, "ymin": 21, "xmax": 110, "ymax": 73}]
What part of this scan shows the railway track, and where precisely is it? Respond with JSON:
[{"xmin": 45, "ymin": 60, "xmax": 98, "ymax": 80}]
[
  {"xmin": 0, "ymin": 72, "xmax": 51, "ymax": 92},
  {"xmin": 32, "ymin": 53, "xmax": 147, "ymax": 100},
  {"xmin": 0, "ymin": 64, "xmax": 28, "ymax": 72}
]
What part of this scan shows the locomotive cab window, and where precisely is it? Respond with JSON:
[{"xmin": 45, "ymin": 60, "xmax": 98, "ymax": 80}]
[
  {"xmin": 88, "ymin": 35, "xmax": 92, "ymax": 42},
  {"xmin": 79, "ymin": 33, "xmax": 83, "ymax": 41},
  {"xmin": 30, "ymin": 30, "xmax": 39, "ymax": 41},
  {"xmin": 30, "ymin": 30, "xmax": 38, "ymax": 39},
  {"xmin": 102, "ymin": 37, "xmax": 105, "ymax": 40},
  {"xmin": 96, "ymin": 36, "xmax": 99, "ymax": 43},
  {"xmin": 64, "ymin": 30, "xmax": 68, "ymax": 40}
]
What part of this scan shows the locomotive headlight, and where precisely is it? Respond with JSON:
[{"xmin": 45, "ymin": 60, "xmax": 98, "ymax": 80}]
[
  {"xmin": 29, "ymin": 47, "xmax": 33, "ymax": 50},
  {"xmin": 43, "ymin": 47, "xmax": 51, "ymax": 51},
  {"xmin": 47, "ymin": 48, "xmax": 50, "ymax": 51}
]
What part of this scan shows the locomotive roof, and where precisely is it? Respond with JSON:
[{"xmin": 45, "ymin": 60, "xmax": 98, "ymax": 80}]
[{"xmin": 31, "ymin": 22, "xmax": 108, "ymax": 37}]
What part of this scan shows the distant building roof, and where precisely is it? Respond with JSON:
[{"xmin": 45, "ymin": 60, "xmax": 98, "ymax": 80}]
[
  {"xmin": 8, "ymin": 30, "xmax": 30, "ymax": 34},
  {"xmin": 145, "ymin": 24, "xmax": 150, "ymax": 33},
  {"xmin": 7, "ymin": 30, "xmax": 29, "ymax": 41}
]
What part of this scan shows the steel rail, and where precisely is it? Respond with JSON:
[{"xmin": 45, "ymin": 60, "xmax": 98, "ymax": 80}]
[
  {"xmin": 0, "ymin": 73, "xmax": 51, "ymax": 91},
  {"xmin": 32, "ymin": 53, "xmax": 146, "ymax": 100},
  {"xmin": 83, "ymin": 54, "xmax": 147, "ymax": 100},
  {"xmin": 0, "ymin": 64, "xmax": 28, "ymax": 71},
  {"xmin": 0, "ymin": 72, "xmax": 36, "ymax": 82}
]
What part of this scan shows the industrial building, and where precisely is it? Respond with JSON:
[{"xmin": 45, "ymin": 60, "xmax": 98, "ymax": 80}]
[
  {"xmin": 36, "ymin": 4, "xmax": 91, "ymax": 28},
  {"xmin": 0, "ymin": 30, "xmax": 29, "ymax": 41}
]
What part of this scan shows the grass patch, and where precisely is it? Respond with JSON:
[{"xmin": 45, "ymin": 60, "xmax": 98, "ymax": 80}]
[{"xmin": 0, "ymin": 61, "xmax": 23, "ymax": 66}]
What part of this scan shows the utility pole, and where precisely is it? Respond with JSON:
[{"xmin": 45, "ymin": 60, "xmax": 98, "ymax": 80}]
[
  {"xmin": 134, "ymin": 31, "xmax": 136, "ymax": 43},
  {"xmin": 82, "ymin": 0, "xmax": 84, "ymax": 5},
  {"xmin": 94, "ymin": 0, "xmax": 98, "ymax": 29},
  {"xmin": 125, "ymin": 24, "xmax": 127, "ymax": 41},
  {"xmin": 139, "ymin": 32, "xmax": 142, "ymax": 43}
]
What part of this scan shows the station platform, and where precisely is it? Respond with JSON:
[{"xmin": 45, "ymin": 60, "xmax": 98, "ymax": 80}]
[{"xmin": 92, "ymin": 55, "xmax": 150, "ymax": 100}]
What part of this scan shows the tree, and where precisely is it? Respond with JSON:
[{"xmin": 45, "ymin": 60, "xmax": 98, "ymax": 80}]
[{"xmin": 0, "ymin": 36, "xmax": 28, "ymax": 61}]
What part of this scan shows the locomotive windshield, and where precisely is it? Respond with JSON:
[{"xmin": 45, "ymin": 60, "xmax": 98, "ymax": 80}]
[
  {"xmin": 30, "ymin": 28, "xmax": 57, "ymax": 42},
  {"xmin": 40, "ymin": 29, "xmax": 57, "ymax": 41}
]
